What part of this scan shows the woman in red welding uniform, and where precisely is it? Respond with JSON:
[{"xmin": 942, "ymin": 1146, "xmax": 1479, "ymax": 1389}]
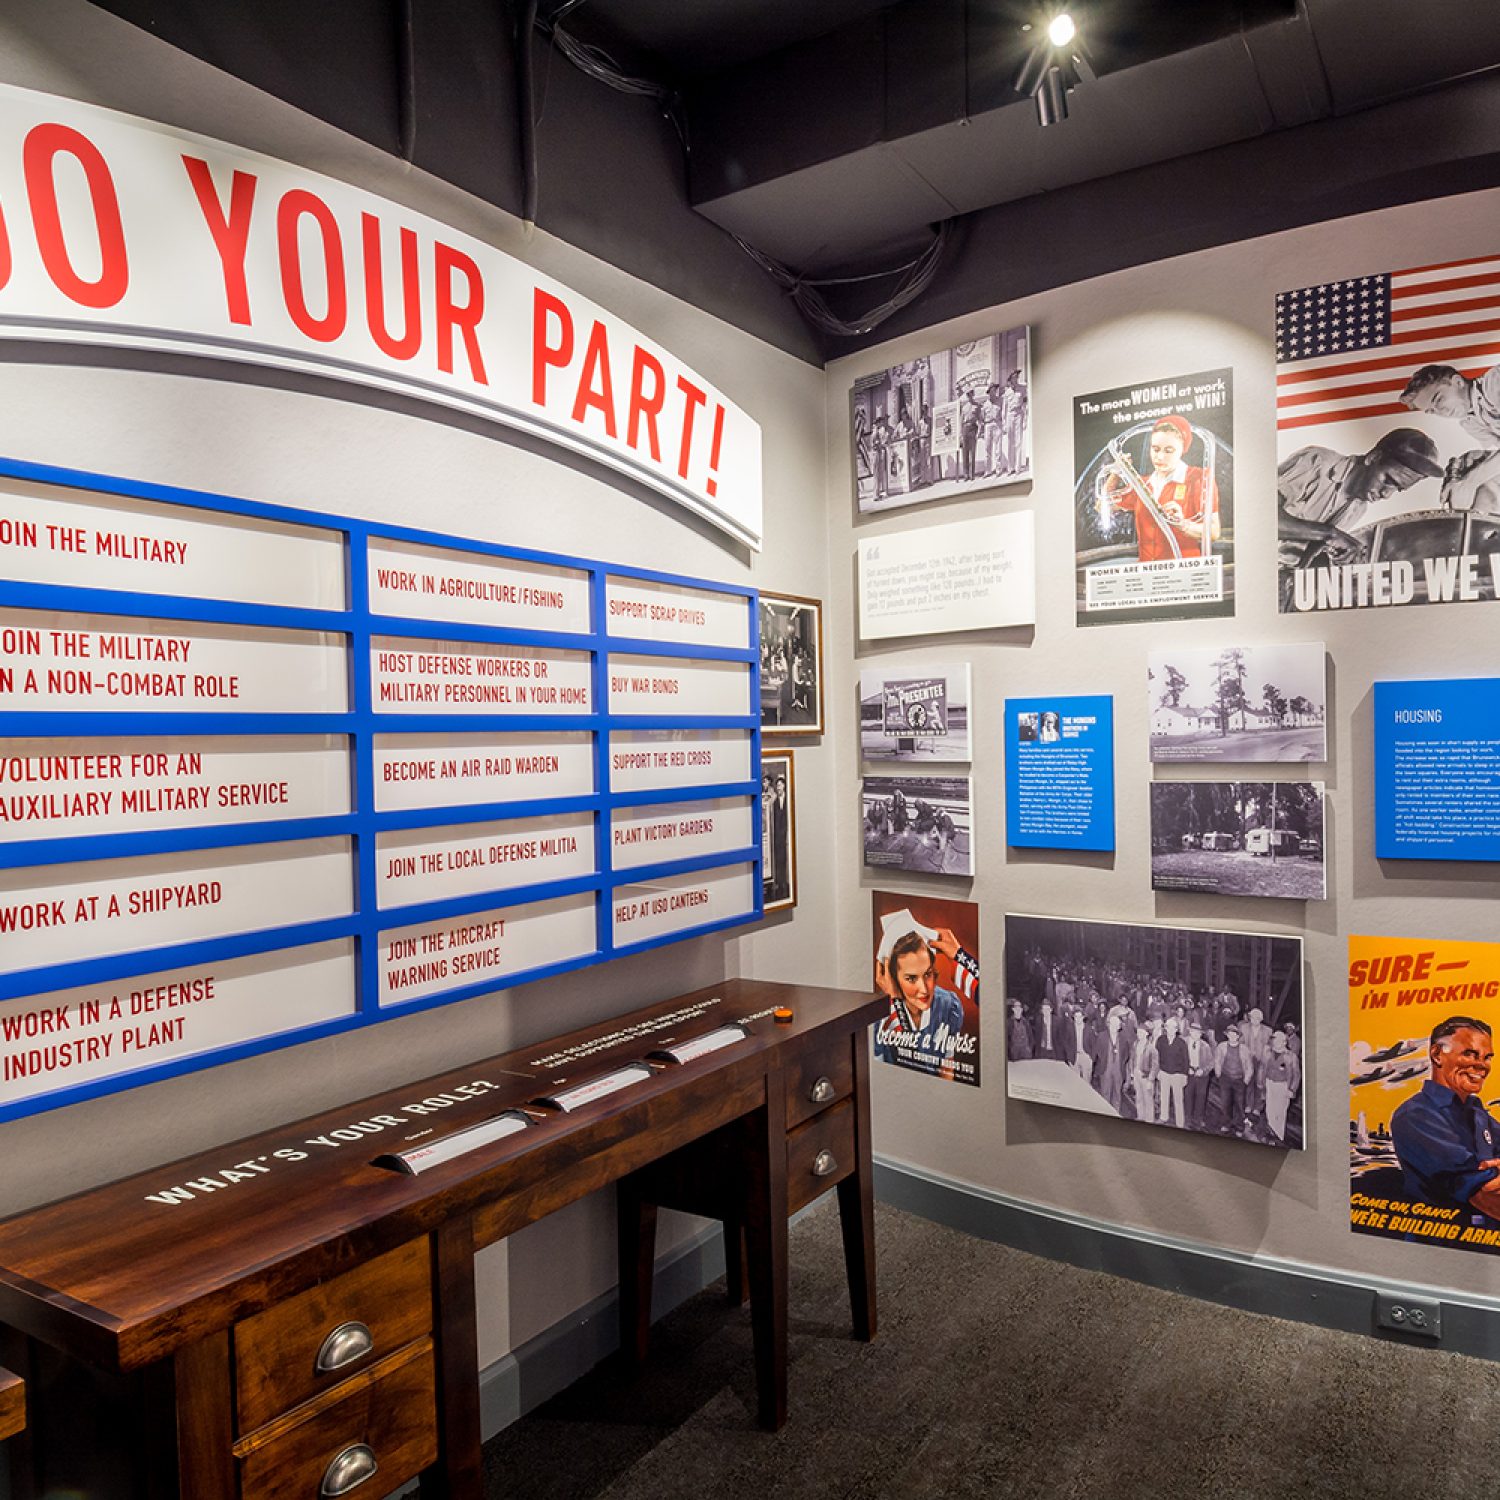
[{"xmin": 1105, "ymin": 414, "xmax": 1221, "ymax": 561}]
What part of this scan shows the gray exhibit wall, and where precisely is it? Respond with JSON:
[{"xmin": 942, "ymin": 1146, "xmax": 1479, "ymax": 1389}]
[
  {"xmin": 826, "ymin": 185, "xmax": 1500, "ymax": 1295},
  {"xmin": 0, "ymin": 0, "xmax": 835, "ymax": 1371},
  {"xmin": 4, "ymin": 0, "xmax": 1500, "ymax": 1434}
]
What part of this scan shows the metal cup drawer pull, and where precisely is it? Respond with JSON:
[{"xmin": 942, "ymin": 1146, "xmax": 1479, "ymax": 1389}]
[
  {"xmin": 315, "ymin": 1321, "xmax": 374, "ymax": 1374},
  {"xmin": 808, "ymin": 1076, "xmax": 837, "ymax": 1104},
  {"xmin": 812, "ymin": 1148, "xmax": 839, "ymax": 1178},
  {"xmin": 321, "ymin": 1443, "xmax": 379, "ymax": 1497}
]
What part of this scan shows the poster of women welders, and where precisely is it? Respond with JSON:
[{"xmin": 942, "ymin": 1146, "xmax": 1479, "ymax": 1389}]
[
  {"xmin": 1349, "ymin": 934, "xmax": 1500, "ymax": 1257},
  {"xmin": 871, "ymin": 892, "xmax": 980, "ymax": 1087},
  {"xmin": 1073, "ymin": 367, "xmax": 1235, "ymax": 626}
]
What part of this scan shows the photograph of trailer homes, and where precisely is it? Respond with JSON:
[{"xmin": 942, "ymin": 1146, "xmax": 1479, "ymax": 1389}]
[
  {"xmin": 1149, "ymin": 781, "xmax": 1326, "ymax": 900},
  {"xmin": 1148, "ymin": 644, "xmax": 1326, "ymax": 763}
]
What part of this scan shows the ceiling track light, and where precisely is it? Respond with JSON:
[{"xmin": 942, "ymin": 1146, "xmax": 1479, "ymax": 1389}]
[
  {"xmin": 1012, "ymin": 10, "xmax": 1093, "ymax": 127},
  {"xmin": 1035, "ymin": 67, "xmax": 1069, "ymax": 127}
]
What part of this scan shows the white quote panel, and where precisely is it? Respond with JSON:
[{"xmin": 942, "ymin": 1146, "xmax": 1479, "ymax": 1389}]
[
  {"xmin": 0, "ymin": 736, "xmax": 351, "ymax": 842},
  {"xmin": 0, "ymin": 940, "xmax": 356, "ymax": 1108},
  {"xmin": 378, "ymin": 891, "xmax": 597, "ymax": 1004},
  {"xmin": 611, "ymin": 862, "xmax": 757, "ymax": 946},
  {"xmin": 0, "ymin": 478, "xmax": 346, "ymax": 610},
  {"xmin": 858, "ymin": 510, "xmax": 1036, "ymax": 640},
  {"xmin": 372, "ymin": 638, "xmax": 592, "ymax": 715},
  {"xmin": 604, "ymin": 576, "xmax": 751, "ymax": 648},
  {"xmin": 376, "ymin": 812, "xmax": 595, "ymax": 907},
  {"xmin": 0, "ymin": 609, "xmax": 348, "ymax": 713},
  {"xmin": 0, "ymin": 837, "xmax": 352, "ymax": 973},
  {"xmin": 372, "ymin": 731, "xmax": 593, "ymax": 811},
  {"xmin": 606, "ymin": 655, "xmax": 751, "ymax": 717},
  {"xmin": 610, "ymin": 797, "xmax": 754, "ymax": 870},
  {"xmin": 607, "ymin": 729, "xmax": 753, "ymax": 793},
  {"xmin": 368, "ymin": 538, "xmax": 590, "ymax": 634}
]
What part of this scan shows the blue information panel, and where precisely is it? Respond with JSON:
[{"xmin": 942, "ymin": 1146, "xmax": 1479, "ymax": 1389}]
[
  {"xmin": 1004, "ymin": 695, "xmax": 1115, "ymax": 852},
  {"xmin": 1374, "ymin": 678, "xmax": 1500, "ymax": 861},
  {"xmin": 0, "ymin": 457, "xmax": 760, "ymax": 1121}
]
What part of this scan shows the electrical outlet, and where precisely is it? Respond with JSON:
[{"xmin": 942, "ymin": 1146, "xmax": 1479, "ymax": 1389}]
[{"xmin": 1375, "ymin": 1292, "xmax": 1442, "ymax": 1340}]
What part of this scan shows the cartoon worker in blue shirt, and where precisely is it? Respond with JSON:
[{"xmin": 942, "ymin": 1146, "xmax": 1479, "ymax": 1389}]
[
  {"xmin": 873, "ymin": 909, "xmax": 978, "ymax": 1077},
  {"xmin": 1391, "ymin": 1016, "xmax": 1500, "ymax": 1226}
]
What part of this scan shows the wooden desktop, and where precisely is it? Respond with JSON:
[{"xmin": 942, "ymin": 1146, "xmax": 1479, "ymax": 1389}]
[{"xmin": 0, "ymin": 977, "xmax": 884, "ymax": 1498}]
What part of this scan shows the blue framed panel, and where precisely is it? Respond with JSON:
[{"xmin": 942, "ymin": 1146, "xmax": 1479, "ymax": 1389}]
[
  {"xmin": 0, "ymin": 456, "xmax": 762, "ymax": 1120},
  {"xmin": 1003, "ymin": 695, "xmax": 1115, "ymax": 852},
  {"xmin": 1374, "ymin": 677, "xmax": 1500, "ymax": 862}
]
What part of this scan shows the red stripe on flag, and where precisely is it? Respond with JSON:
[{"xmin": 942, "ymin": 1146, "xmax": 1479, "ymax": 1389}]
[
  {"xmin": 1276, "ymin": 375, "xmax": 1409, "ymax": 409},
  {"xmin": 1277, "ymin": 400, "xmax": 1410, "ymax": 430},
  {"xmin": 1391, "ymin": 271, "xmax": 1500, "ymax": 299},
  {"xmin": 1391, "ymin": 294, "xmax": 1500, "ymax": 322},
  {"xmin": 1276, "ymin": 339, "xmax": 1500, "ymax": 385},
  {"xmin": 1397, "ymin": 254, "xmax": 1500, "ymax": 277}
]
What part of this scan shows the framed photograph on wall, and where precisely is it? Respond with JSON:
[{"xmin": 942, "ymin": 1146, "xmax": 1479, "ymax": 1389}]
[
  {"xmin": 1148, "ymin": 643, "xmax": 1327, "ymax": 763},
  {"xmin": 759, "ymin": 592, "xmax": 824, "ymax": 736},
  {"xmin": 1149, "ymin": 782, "xmax": 1326, "ymax": 900},
  {"xmin": 1005, "ymin": 913, "xmax": 1304, "ymax": 1150},
  {"xmin": 861, "ymin": 773, "xmax": 974, "ymax": 877},
  {"xmin": 760, "ymin": 749, "xmax": 797, "ymax": 913},
  {"xmin": 851, "ymin": 326, "xmax": 1032, "ymax": 513},
  {"xmin": 860, "ymin": 662, "xmax": 971, "ymax": 762}
]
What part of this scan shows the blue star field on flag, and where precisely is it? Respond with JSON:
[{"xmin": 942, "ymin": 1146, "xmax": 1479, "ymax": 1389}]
[{"xmin": 1274, "ymin": 274, "xmax": 1391, "ymax": 363}]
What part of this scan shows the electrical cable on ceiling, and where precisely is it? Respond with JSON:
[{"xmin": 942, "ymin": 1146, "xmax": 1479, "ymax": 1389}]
[
  {"xmin": 532, "ymin": 0, "xmax": 951, "ymax": 338},
  {"xmin": 535, "ymin": 3, "xmax": 688, "ymax": 149},
  {"xmin": 733, "ymin": 223, "xmax": 953, "ymax": 338}
]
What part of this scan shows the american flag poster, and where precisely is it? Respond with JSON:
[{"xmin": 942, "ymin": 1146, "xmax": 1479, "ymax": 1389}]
[{"xmin": 1276, "ymin": 256, "xmax": 1500, "ymax": 613}]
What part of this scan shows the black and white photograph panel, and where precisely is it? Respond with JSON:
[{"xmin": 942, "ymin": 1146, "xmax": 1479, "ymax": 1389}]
[
  {"xmin": 861, "ymin": 774, "xmax": 973, "ymax": 877},
  {"xmin": 1149, "ymin": 782, "xmax": 1326, "ymax": 900},
  {"xmin": 851, "ymin": 327, "xmax": 1031, "ymax": 513},
  {"xmin": 1148, "ymin": 643, "xmax": 1327, "ymax": 763},
  {"xmin": 860, "ymin": 662, "xmax": 971, "ymax": 762},
  {"xmin": 758, "ymin": 592, "xmax": 824, "ymax": 736},
  {"xmin": 760, "ymin": 749, "xmax": 796, "ymax": 914},
  {"xmin": 1004, "ymin": 913, "xmax": 1305, "ymax": 1150}
]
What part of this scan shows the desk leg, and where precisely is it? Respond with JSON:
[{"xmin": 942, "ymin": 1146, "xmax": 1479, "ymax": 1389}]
[
  {"xmin": 423, "ymin": 1215, "xmax": 484, "ymax": 1500},
  {"xmin": 616, "ymin": 1177, "xmax": 658, "ymax": 1365},
  {"xmin": 743, "ymin": 1068, "xmax": 788, "ymax": 1432},
  {"xmin": 837, "ymin": 1039, "xmax": 878, "ymax": 1342},
  {"xmin": 174, "ymin": 1332, "xmax": 236, "ymax": 1500}
]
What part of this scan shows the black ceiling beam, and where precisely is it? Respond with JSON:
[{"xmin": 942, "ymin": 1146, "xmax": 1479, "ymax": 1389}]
[{"xmin": 685, "ymin": 0, "xmax": 1297, "ymax": 209}]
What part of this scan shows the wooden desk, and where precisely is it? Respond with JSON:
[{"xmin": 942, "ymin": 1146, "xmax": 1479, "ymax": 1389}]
[{"xmin": 0, "ymin": 979, "xmax": 883, "ymax": 1499}]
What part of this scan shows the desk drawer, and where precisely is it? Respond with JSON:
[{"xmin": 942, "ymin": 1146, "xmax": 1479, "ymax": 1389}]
[
  {"xmin": 234, "ymin": 1237, "xmax": 432, "ymax": 1433},
  {"xmin": 784, "ymin": 1033, "xmax": 854, "ymax": 1130},
  {"xmin": 237, "ymin": 1339, "xmax": 437, "ymax": 1500},
  {"xmin": 786, "ymin": 1098, "xmax": 854, "ymax": 1214}
]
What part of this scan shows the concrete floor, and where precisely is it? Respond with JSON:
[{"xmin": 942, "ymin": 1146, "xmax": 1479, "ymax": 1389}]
[{"xmin": 483, "ymin": 1198, "xmax": 1496, "ymax": 1499}]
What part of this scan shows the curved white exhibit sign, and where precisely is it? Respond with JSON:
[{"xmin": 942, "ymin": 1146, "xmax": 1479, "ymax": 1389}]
[{"xmin": 0, "ymin": 83, "xmax": 764, "ymax": 547}]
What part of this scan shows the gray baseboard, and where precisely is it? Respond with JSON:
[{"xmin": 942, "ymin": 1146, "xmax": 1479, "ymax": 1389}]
[
  {"xmin": 477, "ymin": 1223, "xmax": 728, "ymax": 1440},
  {"xmin": 381, "ymin": 1224, "xmax": 727, "ymax": 1496},
  {"xmin": 873, "ymin": 1154, "xmax": 1500, "ymax": 1361}
]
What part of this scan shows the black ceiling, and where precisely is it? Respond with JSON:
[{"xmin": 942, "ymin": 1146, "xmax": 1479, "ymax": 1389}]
[{"xmin": 81, "ymin": 0, "xmax": 1500, "ymax": 361}]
